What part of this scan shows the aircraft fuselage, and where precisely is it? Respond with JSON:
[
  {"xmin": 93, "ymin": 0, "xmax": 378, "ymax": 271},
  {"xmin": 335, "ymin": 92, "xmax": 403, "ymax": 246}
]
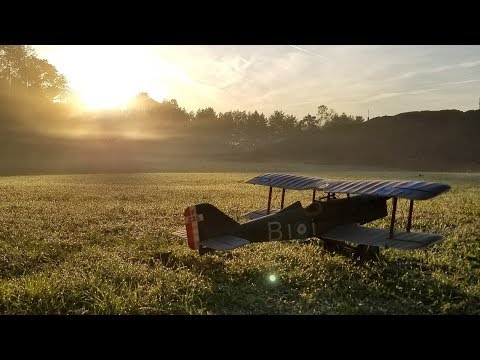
[{"xmin": 234, "ymin": 194, "xmax": 388, "ymax": 243}]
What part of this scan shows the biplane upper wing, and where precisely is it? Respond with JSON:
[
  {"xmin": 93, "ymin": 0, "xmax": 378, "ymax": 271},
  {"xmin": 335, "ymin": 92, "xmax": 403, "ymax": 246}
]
[
  {"xmin": 246, "ymin": 173, "xmax": 325, "ymax": 190},
  {"xmin": 246, "ymin": 173, "xmax": 451, "ymax": 200},
  {"xmin": 317, "ymin": 179, "xmax": 450, "ymax": 200}
]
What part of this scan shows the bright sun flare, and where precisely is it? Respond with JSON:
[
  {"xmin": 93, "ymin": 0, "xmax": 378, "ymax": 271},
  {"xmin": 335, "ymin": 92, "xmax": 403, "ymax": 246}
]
[
  {"xmin": 78, "ymin": 88, "xmax": 131, "ymax": 110},
  {"xmin": 57, "ymin": 46, "xmax": 168, "ymax": 110}
]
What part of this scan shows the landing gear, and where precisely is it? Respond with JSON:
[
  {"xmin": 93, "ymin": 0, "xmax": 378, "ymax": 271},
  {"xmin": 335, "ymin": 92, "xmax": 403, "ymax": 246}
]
[
  {"xmin": 323, "ymin": 239, "xmax": 348, "ymax": 254},
  {"xmin": 198, "ymin": 246, "xmax": 216, "ymax": 256},
  {"xmin": 352, "ymin": 245, "xmax": 380, "ymax": 263}
]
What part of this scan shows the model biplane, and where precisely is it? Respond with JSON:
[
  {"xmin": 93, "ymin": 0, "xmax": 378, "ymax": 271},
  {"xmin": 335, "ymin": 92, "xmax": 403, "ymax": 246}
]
[{"xmin": 172, "ymin": 173, "xmax": 451, "ymax": 261}]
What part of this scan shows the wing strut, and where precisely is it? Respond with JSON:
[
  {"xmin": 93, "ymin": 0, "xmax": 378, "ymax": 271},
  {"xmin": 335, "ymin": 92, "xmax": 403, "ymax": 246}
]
[
  {"xmin": 280, "ymin": 188, "xmax": 286, "ymax": 209},
  {"xmin": 312, "ymin": 189, "xmax": 316, "ymax": 202},
  {"xmin": 389, "ymin": 197, "xmax": 398, "ymax": 238},
  {"xmin": 389, "ymin": 198, "xmax": 416, "ymax": 236},
  {"xmin": 406, "ymin": 200, "xmax": 414, "ymax": 232},
  {"xmin": 267, "ymin": 186, "xmax": 272, "ymax": 215}
]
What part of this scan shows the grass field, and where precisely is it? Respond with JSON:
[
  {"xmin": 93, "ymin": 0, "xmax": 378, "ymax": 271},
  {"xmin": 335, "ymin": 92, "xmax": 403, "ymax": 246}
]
[{"xmin": 0, "ymin": 168, "xmax": 479, "ymax": 314}]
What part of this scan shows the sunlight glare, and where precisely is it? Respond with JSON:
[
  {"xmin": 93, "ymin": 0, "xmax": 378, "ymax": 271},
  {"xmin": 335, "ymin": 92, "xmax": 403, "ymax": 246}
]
[
  {"xmin": 268, "ymin": 274, "xmax": 277, "ymax": 282},
  {"xmin": 58, "ymin": 46, "xmax": 168, "ymax": 110}
]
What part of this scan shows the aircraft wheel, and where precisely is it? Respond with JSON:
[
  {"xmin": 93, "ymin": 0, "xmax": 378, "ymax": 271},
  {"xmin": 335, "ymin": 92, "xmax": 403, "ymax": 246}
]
[
  {"xmin": 198, "ymin": 246, "xmax": 216, "ymax": 256},
  {"xmin": 323, "ymin": 239, "xmax": 344, "ymax": 253},
  {"xmin": 353, "ymin": 245, "xmax": 380, "ymax": 263}
]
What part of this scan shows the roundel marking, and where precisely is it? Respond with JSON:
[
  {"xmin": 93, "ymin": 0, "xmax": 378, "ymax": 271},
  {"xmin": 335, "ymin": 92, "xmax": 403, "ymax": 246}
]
[{"xmin": 296, "ymin": 222, "xmax": 307, "ymax": 237}]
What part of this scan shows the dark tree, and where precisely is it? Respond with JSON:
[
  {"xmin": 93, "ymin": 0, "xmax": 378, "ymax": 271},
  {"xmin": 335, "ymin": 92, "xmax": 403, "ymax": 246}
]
[
  {"xmin": 127, "ymin": 92, "xmax": 160, "ymax": 112},
  {"xmin": 217, "ymin": 111, "xmax": 235, "ymax": 140},
  {"xmin": 0, "ymin": 45, "xmax": 68, "ymax": 102},
  {"xmin": 298, "ymin": 114, "xmax": 319, "ymax": 132},
  {"xmin": 323, "ymin": 112, "xmax": 365, "ymax": 129},
  {"xmin": 194, "ymin": 107, "xmax": 218, "ymax": 131},
  {"xmin": 268, "ymin": 110, "xmax": 298, "ymax": 139},
  {"xmin": 244, "ymin": 111, "xmax": 268, "ymax": 145},
  {"xmin": 316, "ymin": 104, "xmax": 336, "ymax": 127}
]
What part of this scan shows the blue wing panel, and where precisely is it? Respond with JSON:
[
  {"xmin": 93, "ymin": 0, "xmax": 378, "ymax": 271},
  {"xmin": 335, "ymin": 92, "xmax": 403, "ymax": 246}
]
[
  {"xmin": 246, "ymin": 173, "xmax": 450, "ymax": 200},
  {"xmin": 245, "ymin": 173, "xmax": 324, "ymax": 190}
]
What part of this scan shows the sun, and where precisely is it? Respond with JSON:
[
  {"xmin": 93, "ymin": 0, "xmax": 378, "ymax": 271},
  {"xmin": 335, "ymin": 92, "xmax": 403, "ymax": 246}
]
[
  {"xmin": 76, "ymin": 86, "xmax": 132, "ymax": 110},
  {"xmin": 50, "ymin": 46, "xmax": 169, "ymax": 110}
]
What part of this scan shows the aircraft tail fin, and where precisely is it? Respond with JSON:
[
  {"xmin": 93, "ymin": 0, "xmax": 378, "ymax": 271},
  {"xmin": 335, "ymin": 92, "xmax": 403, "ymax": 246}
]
[{"xmin": 182, "ymin": 203, "xmax": 241, "ymax": 250}]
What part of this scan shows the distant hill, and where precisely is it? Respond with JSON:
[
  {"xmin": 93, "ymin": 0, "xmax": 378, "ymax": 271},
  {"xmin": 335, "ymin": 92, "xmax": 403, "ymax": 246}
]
[{"xmin": 246, "ymin": 109, "xmax": 480, "ymax": 172}]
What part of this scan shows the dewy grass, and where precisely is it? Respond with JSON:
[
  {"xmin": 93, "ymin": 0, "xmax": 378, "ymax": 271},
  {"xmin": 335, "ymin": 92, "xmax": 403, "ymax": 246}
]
[{"xmin": 0, "ymin": 170, "xmax": 479, "ymax": 314}]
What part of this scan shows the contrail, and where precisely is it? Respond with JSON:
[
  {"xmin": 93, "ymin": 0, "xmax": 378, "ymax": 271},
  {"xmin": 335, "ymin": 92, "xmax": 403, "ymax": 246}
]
[
  {"xmin": 432, "ymin": 79, "xmax": 480, "ymax": 87},
  {"xmin": 288, "ymin": 45, "xmax": 329, "ymax": 60},
  {"xmin": 355, "ymin": 79, "xmax": 480, "ymax": 104},
  {"xmin": 389, "ymin": 60, "xmax": 480, "ymax": 82}
]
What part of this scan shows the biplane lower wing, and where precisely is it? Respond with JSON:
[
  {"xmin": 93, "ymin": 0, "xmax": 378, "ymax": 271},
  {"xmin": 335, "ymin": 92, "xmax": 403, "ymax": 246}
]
[
  {"xmin": 172, "ymin": 228, "xmax": 249, "ymax": 250},
  {"xmin": 242, "ymin": 208, "xmax": 280, "ymax": 220},
  {"xmin": 321, "ymin": 224, "xmax": 443, "ymax": 250},
  {"xmin": 201, "ymin": 234, "xmax": 250, "ymax": 250}
]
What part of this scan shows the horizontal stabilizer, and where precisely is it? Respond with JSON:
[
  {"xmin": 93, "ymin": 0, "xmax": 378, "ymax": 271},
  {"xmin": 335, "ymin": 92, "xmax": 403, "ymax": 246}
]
[
  {"xmin": 242, "ymin": 208, "xmax": 279, "ymax": 220},
  {"xmin": 201, "ymin": 235, "xmax": 250, "ymax": 250},
  {"xmin": 321, "ymin": 224, "xmax": 444, "ymax": 250}
]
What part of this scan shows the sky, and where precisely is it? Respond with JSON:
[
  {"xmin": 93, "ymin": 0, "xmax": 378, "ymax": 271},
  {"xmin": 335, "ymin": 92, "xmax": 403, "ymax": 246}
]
[{"xmin": 33, "ymin": 45, "xmax": 480, "ymax": 119}]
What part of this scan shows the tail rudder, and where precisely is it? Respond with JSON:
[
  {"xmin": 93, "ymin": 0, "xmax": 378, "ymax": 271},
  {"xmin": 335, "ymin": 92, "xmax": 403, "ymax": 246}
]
[{"xmin": 183, "ymin": 203, "xmax": 239, "ymax": 250}]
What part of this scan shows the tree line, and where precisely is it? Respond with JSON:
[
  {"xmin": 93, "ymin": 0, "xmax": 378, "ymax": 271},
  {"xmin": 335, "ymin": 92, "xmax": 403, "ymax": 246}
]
[{"xmin": 126, "ymin": 92, "xmax": 366, "ymax": 148}]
